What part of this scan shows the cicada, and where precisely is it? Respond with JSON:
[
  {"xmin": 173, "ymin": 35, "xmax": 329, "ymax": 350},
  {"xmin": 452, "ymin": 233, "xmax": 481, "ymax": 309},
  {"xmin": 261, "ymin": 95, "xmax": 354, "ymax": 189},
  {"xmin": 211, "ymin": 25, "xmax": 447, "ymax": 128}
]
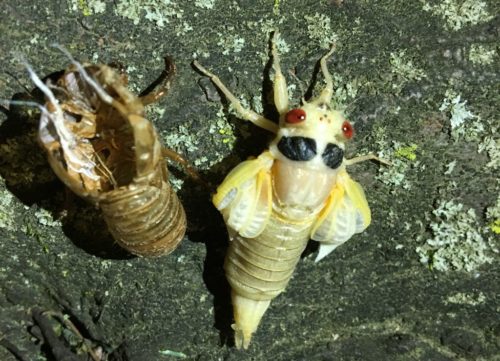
[
  {"xmin": 194, "ymin": 33, "xmax": 385, "ymax": 348},
  {"xmin": 23, "ymin": 48, "xmax": 188, "ymax": 257}
]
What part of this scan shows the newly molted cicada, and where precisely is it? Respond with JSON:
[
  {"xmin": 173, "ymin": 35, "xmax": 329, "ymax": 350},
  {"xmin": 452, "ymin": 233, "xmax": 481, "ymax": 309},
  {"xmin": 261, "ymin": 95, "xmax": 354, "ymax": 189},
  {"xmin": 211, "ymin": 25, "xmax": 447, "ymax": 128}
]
[
  {"xmin": 24, "ymin": 49, "xmax": 187, "ymax": 257},
  {"xmin": 194, "ymin": 33, "xmax": 384, "ymax": 348}
]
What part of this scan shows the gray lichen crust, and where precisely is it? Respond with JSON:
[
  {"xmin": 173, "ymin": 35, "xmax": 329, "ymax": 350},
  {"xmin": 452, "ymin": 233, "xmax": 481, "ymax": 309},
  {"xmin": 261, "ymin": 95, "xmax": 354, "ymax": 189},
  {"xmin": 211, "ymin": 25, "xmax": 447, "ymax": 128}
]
[{"xmin": 0, "ymin": 1, "xmax": 498, "ymax": 360}]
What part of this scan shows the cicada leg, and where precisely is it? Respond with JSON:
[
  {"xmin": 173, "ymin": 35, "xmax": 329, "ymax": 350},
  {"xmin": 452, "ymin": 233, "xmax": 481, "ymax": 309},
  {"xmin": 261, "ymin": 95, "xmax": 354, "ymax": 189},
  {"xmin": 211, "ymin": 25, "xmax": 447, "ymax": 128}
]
[
  {"xmin": 271, "ymin": 31, "xmax": 289, "ymax": 115},
  {"xmin": 139, "ymin": 56, "xmax": 176, "ymax": 106},
  {"xmin": 345, "ymin": 154, "xmax": 392, "ymax": 167},
  {"xmin": 193, "ymin": 60, "xmax": 278, "ymax": 134}
]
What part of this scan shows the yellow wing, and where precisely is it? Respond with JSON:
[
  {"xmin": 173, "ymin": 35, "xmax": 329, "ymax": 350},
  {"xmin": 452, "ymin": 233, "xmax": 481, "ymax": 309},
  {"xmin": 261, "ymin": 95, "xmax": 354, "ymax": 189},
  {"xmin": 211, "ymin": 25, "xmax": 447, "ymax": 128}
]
[
  {"xmin": 311, "ymin": 169, "xmax": 371, "ymax": 262},
  {"xmin": 213, "ymin": 151, "xmax": 274, "ymax": 238}
]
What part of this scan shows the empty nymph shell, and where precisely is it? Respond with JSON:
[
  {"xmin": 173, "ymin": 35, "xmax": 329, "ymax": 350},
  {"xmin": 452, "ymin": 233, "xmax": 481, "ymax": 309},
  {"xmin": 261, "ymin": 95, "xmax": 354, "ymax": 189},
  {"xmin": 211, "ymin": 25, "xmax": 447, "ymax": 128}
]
[{"xmin": 26, "ymin": 49, "xmax": 186, "ymax": 257}]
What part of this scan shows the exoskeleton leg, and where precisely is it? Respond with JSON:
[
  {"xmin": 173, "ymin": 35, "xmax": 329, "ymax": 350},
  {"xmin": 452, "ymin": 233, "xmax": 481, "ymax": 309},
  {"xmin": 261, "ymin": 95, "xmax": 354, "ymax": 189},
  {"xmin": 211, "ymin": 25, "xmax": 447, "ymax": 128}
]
[
  {"xmin": 139, "ymin": 56, "xmax": 176, "ymax": 106},
  {"xmin": 193, "ymin": 60, "xmax": 278, "ymax": 133},
  {"xmin": 161, "ymin": 147, "xmax": 205, "ymax": 185},
  {"xmin": 271, "ymin": 32, "xmax": 289, "ymax": 115}
]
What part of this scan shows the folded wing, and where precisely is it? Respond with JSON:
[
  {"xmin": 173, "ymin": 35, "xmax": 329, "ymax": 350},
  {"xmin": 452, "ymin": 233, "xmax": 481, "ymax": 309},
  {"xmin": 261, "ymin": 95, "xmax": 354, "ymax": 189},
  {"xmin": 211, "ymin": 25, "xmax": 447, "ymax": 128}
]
[
  {"xmin": 213, "ymin": 151, "xmax": 274, "ymax": 239},
  {"xmin": 311, "ymin": 169, "xmax": 371, "ymax": 262}
]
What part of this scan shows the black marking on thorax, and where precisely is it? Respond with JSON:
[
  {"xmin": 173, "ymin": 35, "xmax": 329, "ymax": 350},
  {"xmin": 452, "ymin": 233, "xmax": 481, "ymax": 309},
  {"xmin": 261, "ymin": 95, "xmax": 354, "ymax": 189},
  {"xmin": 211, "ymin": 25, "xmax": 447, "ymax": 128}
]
[
  {"xmin": 322, "ymin": 143, "xmax": 344, "ymax": 169},
  {"xmin": 277, "ymin": 136, "xmax": 317, "ymax": 161},
  {"xmin": 278, "ymin": 136, "xmax": 344, "ymax": 169}
]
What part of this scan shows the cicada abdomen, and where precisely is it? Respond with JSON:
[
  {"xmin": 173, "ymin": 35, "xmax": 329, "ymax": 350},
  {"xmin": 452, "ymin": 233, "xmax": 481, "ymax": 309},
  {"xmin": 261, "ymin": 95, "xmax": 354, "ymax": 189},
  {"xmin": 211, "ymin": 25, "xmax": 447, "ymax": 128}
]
[
  {"xmin": 195, "ymin": 32, "xmax": 381, "ymax": 348},
  {"xmin": 26, "ymin": 49, "xmax": 186, "ymax": 257}
]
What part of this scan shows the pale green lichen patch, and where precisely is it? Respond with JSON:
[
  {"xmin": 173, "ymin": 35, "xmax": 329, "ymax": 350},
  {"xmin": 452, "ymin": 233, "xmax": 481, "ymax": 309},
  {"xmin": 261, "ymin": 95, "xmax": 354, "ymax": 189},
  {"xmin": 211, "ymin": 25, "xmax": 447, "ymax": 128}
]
[
  {"xmin": 115, "ymin": 0, "xmax": 183, "ymax": 27},
  {"xmin": 304, "ymin": 13, "xmax": 338, "ymax": 49},
  {"xmin": 193, "ymin": 105, "xmax": 236, "ymax": 170},
  {"xmin": 68, "ymin": 0, "xmax": 106, "ymax": 15},
  {"xmin": 208, "ymin": 106, "xmax": 236, "ymax": 147},
  {"xmin": 445, "ymin": 291, "xmax": 486, "ymax": 306},
  {"xmin": 162, "ymin": 124, "xmax": 200, "ymax": 155},
  {"xmin": 478, "ymin": 136, "xmax": 500, "ymax": 170},
  {"xmin": 329, "ymin": 74, "xmax": 359, "ymax": 112},
  {"xmin": 389, "ymin": 50, "xmax": 426, "ymax": 92},
  {"xmin": 0, "ymin": 178, "xmax": 21, "ymax": 232},
  {"xmin": 469, "ymin": 44, "xmax": 497, "ymax": 65},
  {"xmin": 34, "ymin": 208, "xmax": 62, "ymax": 228},
  {"xmin": 416, "ymin": 200, "xmax": 493, "ymax": 272},
  {"xmin": 194, "ymin": 0, "xmax": 216, "ymax": 9},
  {"xmin": 374, "ymin": 128, "xmax": 417, "ymax": 192},
  {"xmin": 421, "ymin": 0, "xmax": 494, "ymax": 31},
  {"xmin": 439, "ymin": 90, "xmax": 482, "ymax": 141},
  {"xmin": 216, "ymin": 29, "xmax": 246, "ymax": 56},
  {"xmin": 162, "ymin": 107, "xmax": 235, "ymax": 173}
]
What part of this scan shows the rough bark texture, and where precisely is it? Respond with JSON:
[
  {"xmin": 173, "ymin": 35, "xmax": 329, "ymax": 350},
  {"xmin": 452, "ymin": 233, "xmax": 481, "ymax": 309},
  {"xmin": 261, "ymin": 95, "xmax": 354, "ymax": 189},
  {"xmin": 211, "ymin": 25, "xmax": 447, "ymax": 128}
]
[{"xmin": 0, "ymin": 1, "xmax": 498, "ymax": 360}]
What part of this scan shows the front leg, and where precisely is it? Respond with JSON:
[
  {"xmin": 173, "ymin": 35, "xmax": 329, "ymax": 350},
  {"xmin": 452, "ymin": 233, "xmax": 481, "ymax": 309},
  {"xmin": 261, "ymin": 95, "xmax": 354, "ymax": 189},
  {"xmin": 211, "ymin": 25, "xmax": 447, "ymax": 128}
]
[
  {"xmin": 193, "ymin": 60, "xmax": 278, "ymax": 133},
  {"xmin": 271, "ymin": 31, "xmax": 289, "ymax": 115}
]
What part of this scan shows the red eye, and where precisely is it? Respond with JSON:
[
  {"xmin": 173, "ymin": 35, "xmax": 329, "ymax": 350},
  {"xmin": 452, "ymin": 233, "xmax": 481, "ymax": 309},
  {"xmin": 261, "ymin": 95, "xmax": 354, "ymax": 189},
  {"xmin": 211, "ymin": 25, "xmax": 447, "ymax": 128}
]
[
  {"xmin": 342, "ymin": 121, "xmax": 354, "ymax": 139},
  {"xmin": 285, "ymin": 108, "xmax": 306, "ymax": 124}
]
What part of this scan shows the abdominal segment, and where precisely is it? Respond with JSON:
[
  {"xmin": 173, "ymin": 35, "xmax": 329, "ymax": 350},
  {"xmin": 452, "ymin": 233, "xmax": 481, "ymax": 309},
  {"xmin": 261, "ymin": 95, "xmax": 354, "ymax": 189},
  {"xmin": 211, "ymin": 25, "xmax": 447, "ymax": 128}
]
[{"xmin": 224, "ymin": 214, "xmax": 311, "ymax": 301}]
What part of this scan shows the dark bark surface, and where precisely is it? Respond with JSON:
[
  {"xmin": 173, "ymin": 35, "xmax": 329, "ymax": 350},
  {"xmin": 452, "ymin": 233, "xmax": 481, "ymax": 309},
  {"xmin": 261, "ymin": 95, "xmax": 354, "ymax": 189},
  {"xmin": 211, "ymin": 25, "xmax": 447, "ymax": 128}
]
[{"xmin": 0, "ymin": 1, "xmax": 498, "ymax": 360}]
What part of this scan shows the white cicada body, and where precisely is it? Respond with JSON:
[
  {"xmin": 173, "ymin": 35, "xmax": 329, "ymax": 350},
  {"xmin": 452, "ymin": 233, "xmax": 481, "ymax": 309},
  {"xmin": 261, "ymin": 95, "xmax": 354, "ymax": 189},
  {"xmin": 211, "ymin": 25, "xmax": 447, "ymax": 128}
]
[{"xmin": 195, "ymin": 33, "xmax": 377, "ymax": 349}]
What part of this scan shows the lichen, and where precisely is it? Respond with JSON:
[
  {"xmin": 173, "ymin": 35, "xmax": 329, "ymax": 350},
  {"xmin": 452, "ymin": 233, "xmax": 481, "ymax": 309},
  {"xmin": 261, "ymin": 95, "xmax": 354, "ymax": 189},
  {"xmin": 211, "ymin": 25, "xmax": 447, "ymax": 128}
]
[
  {"xmin": 478, "ymin": 136, "xmax": 500, "ymax": 170},
  {"xmin": 445, "ymin": 291, "xmax": 486, "ymax": 306},
  {"xmin": 34, "ymin": 208, "xmax": 62, "ymax": 228},
  {"xmin": 162, "ymin": 124, "xmax": 200, "ymax": 155},
  {"xmin": 68, "ymin": 0, "xmax": 106, "ymax": 16},
  {"xmin": 374, "ymin": 130, "xmax": 416, "ymax": 192},
  {"xmin": 329, "ymin": 74, "xmax": 359, "ymax": 112},
  {"xmin": 216, "ymin": 28, "xmax": 246, "ymax": 55},
  {"xmin": 0, "ymin": 132, "xmax": 54, "ymax": 187},
  {"xmin": 208, "ymin": 106, "xmax": 236, "ymax": 147},
  {"xmin": 0, "ymin": 177, "xmax": 19, "ymax": 232},
  {"xmin": 439, "ymin": 90, "xmax": 482, "ymax": 141},
  {"xmin": 421, "ymin": 0, "xmax": 494, "ymax": 31},
  {"xmin": 304, "ymin": 13, "xmax": 338, "ymax": 49},
  {"xmin": 114, "ymin": 0, "xmax": 183, "ymax": 27},
  {"xmin": 416, "ymin": 200, "xmax": 493, "ymax": 272},
  {"xmin": 469, "ymin": 44, "xmax": 497, "ymax": 65},
  {"xmin": 389, "ymin": 50, "xmax": 426, "ymax": 92},
  {"xmin": 194, "ymin": 0, "xmax": 216, "ymax": 9}
]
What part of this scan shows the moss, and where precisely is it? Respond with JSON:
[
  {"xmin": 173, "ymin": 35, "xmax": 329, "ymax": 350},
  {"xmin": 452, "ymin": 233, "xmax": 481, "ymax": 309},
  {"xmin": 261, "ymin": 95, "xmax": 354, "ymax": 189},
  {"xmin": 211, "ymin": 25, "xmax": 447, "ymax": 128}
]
[
  {"xmin": 394, "ymin": 144, "xmax": 418, "ymax": 161},
  {"xmin": 489, "ymin": 219, "xmax": 500, "ymax": 234},
  {"xmin": 416, "ymin": 200, "xmax": 494, "ymax": 272},
  {"xmin": 469, "ymin": 44, "xmax": 497, "ymax": 65},
  {"xmin": 421, "ymin": 0, "xmax": 494, "ymax": 31},
  {"xmin": 486, "ymin": 194, "xmax": 500, "ymax": 235}
]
